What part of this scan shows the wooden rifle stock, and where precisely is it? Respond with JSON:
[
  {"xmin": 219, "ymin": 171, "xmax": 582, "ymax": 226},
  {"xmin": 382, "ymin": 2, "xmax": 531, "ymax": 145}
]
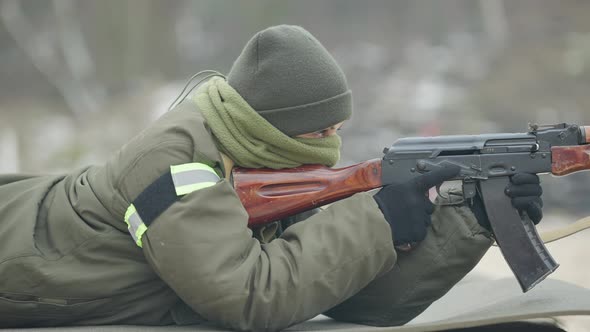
[{"xmin": 232, "ymin": 159, "xmax": 382, "ymax": 227}]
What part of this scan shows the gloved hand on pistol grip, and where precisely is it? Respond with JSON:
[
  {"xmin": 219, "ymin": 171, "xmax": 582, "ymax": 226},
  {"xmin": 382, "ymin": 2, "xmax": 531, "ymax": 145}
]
[
  {"xmin": 470, "ymin": 173, "xmax": 544, "ymax": 231},
  {"xmin": 373, "ymin": 165, "xmax": 461, "ymax": 248}
]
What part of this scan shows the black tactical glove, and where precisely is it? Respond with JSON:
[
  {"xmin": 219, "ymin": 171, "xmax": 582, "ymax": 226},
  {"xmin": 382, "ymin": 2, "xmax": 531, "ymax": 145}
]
[
  {"xmin": 470, "ymin": 173, "xmax": 543, "ymax": 231},
  {"xmin": 373, "ymin": 165, "xmax": 461, "ymax": 248}
]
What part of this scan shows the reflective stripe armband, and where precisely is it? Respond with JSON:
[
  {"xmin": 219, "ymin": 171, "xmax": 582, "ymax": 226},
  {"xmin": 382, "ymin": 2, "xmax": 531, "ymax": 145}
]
[{"xmin": 124, "ymin": 162, "xmax": 221, "ymax": 247}]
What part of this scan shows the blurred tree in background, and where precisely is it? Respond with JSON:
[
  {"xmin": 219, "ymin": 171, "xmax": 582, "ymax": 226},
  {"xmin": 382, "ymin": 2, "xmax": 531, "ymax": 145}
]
[{"xmin": 1, "ymin": 0, "xmax": 590, "ymax": 216}]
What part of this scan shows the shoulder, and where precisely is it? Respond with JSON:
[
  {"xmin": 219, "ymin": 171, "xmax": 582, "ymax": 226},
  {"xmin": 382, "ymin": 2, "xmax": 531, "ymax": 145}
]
[
  {"xmin": 146, "ymin": 100, "xmax": 221, "ymax": 165},
  {"xmin": 109, "ymin": 100, "xmax": 224, "ymax": 205}
]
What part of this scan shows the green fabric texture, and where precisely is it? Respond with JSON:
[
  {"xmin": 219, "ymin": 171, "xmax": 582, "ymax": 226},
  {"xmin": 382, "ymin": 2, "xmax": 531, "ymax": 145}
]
[
  {"xmin": 324, "ymin": 189, "xmax": 493, "ymax": 327},
  {"xmin": 193, "ymin": 76, "xmax": 342, "ymax": 169},
  {"xmin": 227, "ymin": 25, "xmax": 352, "ymax": 136}
]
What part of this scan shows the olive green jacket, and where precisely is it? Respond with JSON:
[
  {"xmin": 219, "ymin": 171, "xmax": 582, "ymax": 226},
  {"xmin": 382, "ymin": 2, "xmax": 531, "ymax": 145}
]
[{"xmin": 0, "ymin": 101, "xmax": 492, "ymax": 331}]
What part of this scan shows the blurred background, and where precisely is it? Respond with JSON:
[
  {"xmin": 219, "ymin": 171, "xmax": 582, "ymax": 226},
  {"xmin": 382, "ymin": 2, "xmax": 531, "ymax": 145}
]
[
  {"xmin": 1, "ymin": 0, "xmax": 590, "ymax": 328},
  {"xmin": 3, "ymin": 0, "xmax": 590, "ymax": 215}
]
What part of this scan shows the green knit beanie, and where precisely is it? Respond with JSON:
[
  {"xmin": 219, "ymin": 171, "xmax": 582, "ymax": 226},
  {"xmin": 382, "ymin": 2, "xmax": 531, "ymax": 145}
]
[{"xmin": 227, "ymin": 25, "xmax": 352, "ymax": 136}]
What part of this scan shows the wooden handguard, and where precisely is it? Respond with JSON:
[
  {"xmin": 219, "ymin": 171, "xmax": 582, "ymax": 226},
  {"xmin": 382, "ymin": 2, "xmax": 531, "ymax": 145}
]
[
  {"xmin": 551, "ymin": 145, "xmax": 590, "ymax": 176},
  {"xmin": 232, "ymin": 159, "xmax": 383, "ymax": 227}
]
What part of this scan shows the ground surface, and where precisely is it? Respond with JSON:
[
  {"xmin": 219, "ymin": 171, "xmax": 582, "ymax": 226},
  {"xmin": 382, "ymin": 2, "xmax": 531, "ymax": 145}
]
[{"xmin": 469, "ymin": 213, "xmax": 590, "ymax": 331}]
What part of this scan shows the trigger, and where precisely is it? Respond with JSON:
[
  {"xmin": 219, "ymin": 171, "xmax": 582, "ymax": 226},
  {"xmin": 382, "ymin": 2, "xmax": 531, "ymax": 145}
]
[{"xmin": 463, "ymin": 182, "xmax": 477, "ymax": 199}]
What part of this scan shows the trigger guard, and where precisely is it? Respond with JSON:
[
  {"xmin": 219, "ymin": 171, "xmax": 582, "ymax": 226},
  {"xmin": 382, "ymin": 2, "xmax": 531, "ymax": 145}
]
[{"xmin": 435, "ymin": 184, "xmax": 447, "ymax": 200}]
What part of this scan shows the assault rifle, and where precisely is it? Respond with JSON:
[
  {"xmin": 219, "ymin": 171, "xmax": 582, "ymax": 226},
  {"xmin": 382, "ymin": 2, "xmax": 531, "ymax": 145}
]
[{"xmin": 231, "ymin": 123, "xmax": 590, "ymax": 292}]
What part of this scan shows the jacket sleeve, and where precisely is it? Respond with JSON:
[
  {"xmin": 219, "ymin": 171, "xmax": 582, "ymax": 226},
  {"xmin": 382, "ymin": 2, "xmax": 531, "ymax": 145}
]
[
  {"xmin": 0, "ymin": 174, "xmax": 43, "ymax": 186},
  {"xmin": 324, "ymin": 191, "xmax": 494, "ymax": 327},
  {"xmin": 142, "ymin": 182, "xmax": 396, "ymax": 332}
]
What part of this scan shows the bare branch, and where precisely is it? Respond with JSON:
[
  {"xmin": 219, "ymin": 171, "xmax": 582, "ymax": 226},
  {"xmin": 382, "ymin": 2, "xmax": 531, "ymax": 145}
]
[
  {"xmin": 53, "ymin": 0, "xmax": 104, "ymax": 114},
  {"xmin": 0, "ymin": 0, "xmax": 100, "ymax": 118}
]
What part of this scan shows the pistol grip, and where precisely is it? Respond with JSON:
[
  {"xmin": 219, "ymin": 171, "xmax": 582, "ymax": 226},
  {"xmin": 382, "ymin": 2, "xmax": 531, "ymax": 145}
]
[{"xmin": 479, "ymin": 177, "xmax": 559, "ymax": 292}]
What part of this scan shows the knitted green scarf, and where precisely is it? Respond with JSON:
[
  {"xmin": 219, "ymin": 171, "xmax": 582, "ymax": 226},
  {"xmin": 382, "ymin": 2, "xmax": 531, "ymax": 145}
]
[{"xmin": 192, "ymin": 77, "xmax": 341, "ymax": 169}]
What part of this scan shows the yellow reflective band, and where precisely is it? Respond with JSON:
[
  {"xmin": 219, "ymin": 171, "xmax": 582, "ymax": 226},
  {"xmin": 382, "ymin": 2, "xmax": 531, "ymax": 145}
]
[
  {"xmin": 124, "ymin": 203, "xmax": 148, "ymax": 248},
  {"xmin": 175, "ymin": 181, "xmax": 217, "ymax": 196},
  {"xmin": 170, "ymin": 162, "xmax": 220, "ymax": 196},
  {"xmin": 124, "ymin": 204, "xmax": 137, "ymax": 228},
  {"xmin": 134, "ymin": 223, "xmax": 148, "ymax": 248},
  {"xmin": 170, "ymin": 163, "xmax": 218, "ymax": 176}
]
